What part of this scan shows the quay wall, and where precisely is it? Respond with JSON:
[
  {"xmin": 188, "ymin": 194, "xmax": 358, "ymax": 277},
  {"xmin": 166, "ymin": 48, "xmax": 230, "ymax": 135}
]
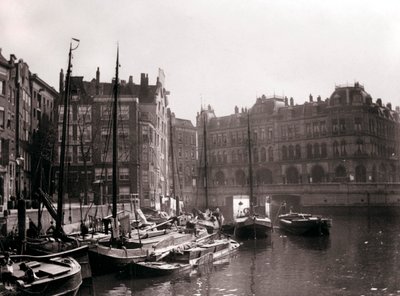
[{"xmin": 4, "ymin": 203, "xmax": 134, "ymax": 234}]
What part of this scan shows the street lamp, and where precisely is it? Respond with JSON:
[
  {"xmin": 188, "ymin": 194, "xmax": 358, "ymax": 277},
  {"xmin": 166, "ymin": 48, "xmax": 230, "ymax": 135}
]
[{"xmin": 16, "ymin": 156, "xmax": 24, "ymax": 200}]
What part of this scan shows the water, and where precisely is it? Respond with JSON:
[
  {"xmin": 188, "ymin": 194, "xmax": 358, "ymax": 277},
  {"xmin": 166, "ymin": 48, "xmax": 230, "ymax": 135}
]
[{"xmin": 82, "ymin": 208, "xmax": 400, "ymax": 296}]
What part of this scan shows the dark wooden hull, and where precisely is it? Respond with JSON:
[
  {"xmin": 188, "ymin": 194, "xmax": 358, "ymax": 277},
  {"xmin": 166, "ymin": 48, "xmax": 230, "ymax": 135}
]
[
  {"xmin": 126, "ymin": 261, "xmax": 192, "ymax": 277},
  {"xmin": 25, "ymin": 241, "xmax": 92, "ymax": 279},
  {"xmin": 88, "ymin": 244, "xmax": 149, "ymax": 275},
  {"xmin": 234, "ymin": 216, "xmax": 272, "ymax": 239},
  {"xmin": 9, "ymin": 257, "xmax": 82, "ymax": 296},
  {"xmin": 278, "ymin": 213, "xmax": 332, "ymax": 236}
]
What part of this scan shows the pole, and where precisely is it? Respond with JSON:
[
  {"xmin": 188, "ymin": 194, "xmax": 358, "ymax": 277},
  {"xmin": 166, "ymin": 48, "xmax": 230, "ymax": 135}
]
[
  {"xmin": 203, "ymin": 112, "xmax": 209, "ymax": 209},
  {"xmin": 57, "ymin": 39, "xmax": 79, "ymax": 234},
  {"xmin": 112, "ymin": 46, "xmax": 119, "ymax": 240},
  {"xmin": 247, "ymin": 112, "xmax": 254, "ymax": 215}
]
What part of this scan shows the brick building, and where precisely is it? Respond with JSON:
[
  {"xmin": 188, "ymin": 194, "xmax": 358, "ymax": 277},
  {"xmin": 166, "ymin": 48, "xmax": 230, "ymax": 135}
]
[{"xmin": 196, "ymin": 83, "xmax": 400, "ymax": 218}]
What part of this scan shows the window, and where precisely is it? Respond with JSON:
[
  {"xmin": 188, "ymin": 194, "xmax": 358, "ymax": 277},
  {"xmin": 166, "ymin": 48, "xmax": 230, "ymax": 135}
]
[
  {"xmin": 268, "ymin": 146, "xmax": 273, "ymax": 161},
  {"xmin": 78, "ymin": 106, "xmax": 92, "ymax": 123},
  {"xmin": 282, "ymin": 146, "xmax": 288, "ymax": 160},
  {"xmin": 333, "ymin": 141, "xmax": 339, "ymax": 156},
  {"xmin": 332, "ymin": 119, "xmax": 339, "ymax": 134},
  {"xmin": 119, "ymin": 168, "xmax": 129, "ymax": 180},
  {"xmin": 354, "ymin": 117, "xmax": 362, "ymax": 132},
  {"xmin": 307, "ymin": 144, "xmax": 313, "ymax": 159},
  {"xmin": 339, "ymin": 119, "xmax": 346, "ymax": 133},
  {"xmin": 118, "ymin": 105, "xmax": 129, "ymax": 120},
  {"xmin": 0, "ymin": 80, "xmax": 5, "ymax": 95},
  {"xmin": 0, "ymin": 107, "xmax": 4, "ymax": 129},
  {"xmin": 340, "ymin": 140, "xmax": 347, "ymax": 156},
  {"xmin": 77, "ymin": 125, "xmax": 92, "ymax": 142},
  {"xmin": 101, "ymin": 105, "xmax": 111, "ymax": 119},
  {"xmin": 77, "ymin": 146, "xmax": 91, "ymax": 163},
  {"xmin": 306, "ymin": 123, "xmax": 312, "ymax": 137},
  {"xmin": 119, "ymin": 186, "xmax": 130, "ymax": 202}
]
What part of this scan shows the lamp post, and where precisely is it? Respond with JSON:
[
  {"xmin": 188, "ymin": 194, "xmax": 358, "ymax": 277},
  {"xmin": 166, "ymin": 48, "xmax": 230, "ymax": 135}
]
[{"xmin": 16, "ymin": 156, "xmax": 25, "ymax": 254}]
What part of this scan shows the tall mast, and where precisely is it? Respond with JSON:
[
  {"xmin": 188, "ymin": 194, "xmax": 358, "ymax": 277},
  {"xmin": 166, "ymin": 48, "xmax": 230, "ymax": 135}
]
[
  {"xmin": 247, "ymin": 111, "xmax": 254, "ymax": 215},
  {"xmin": 203, "ymin": 111, "xmax": 209, "ymax": 209},
  {"xmin": 112, "ymin": 46, "xmax": 119, "ymax": 221},
  {"xmin": 168, "ymin": 111, "xmax": 179, "ymax": 216},
  {"xmin": 15, "ymin": 60, "xmax": 25, "ymax": 254},
  {"xmin": 56, "ymin": 39, "xmax": 79, "ymax": 234}
]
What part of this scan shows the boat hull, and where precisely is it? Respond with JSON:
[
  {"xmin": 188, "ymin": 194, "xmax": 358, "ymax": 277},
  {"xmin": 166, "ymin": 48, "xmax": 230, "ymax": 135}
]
[
  {"xmin": 234, "ymin": 216, "xmax": 272, "ymax": 239},
  {"xmin": 10, "ymin": 257, "xmax": 82, "ymax": 296},
  {"xmin": 278, "ymin": 214, "xmax": 331, "ymax": 236},
  {"xmin": 88, "ymin": 244, "xmax": 149, "ymax": 275}
]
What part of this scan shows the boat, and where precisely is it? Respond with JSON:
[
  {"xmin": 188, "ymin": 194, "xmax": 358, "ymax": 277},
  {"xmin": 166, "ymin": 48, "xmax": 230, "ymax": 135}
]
[
  {"xmin": 278, "ymin": 212, "xmax": 332, "ymax": 236},
  {"xmin": 126, "ymin": 233, "xmax": 240, "ymax": 277},
  {"xmin": 2, "ymin": 252, "xmax": 82, "ymax": 295},
  {"xmin": 232, "ymin": 112, "xmax": 272, "ymax": 239},
  {"xmin": 22, "ymin": 39, "xmax": 94, "ymax": 280}
]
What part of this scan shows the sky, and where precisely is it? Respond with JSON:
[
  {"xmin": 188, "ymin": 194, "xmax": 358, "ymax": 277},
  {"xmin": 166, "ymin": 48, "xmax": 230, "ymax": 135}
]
[{"xmin": 1, "ymin": 0, "xmax": 400, "ymax": 123}]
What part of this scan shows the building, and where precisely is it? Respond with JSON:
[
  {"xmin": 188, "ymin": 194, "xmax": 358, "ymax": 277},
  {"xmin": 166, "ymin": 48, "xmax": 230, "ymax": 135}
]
[
  {"xmin": 54, "ymin": 68, "xmax": 169, "ymax": 210},
  {"xmin": 0, "ymin": 49, "xmax": 58, "ymax": 214},
  {"xmin": 196, "ymin": 83, "xmax": 400, "ymax": 219},
  {"xmin": 168, "ymin": 110, "xmax": 197, "ymax": 210}
]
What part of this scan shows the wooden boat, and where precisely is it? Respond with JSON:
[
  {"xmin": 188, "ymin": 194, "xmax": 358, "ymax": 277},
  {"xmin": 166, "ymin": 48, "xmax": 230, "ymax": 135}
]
[
  {"xmin": 234, "ymin": 215, "xmax": 272, "ymax": 239},
  {"xmin": 3, "ymin": 255, "xmax": 82, "ymax": 295},
  {"xmin": 126, "ymin": 235, "xmax": 240, "ymax": 277},
  {"xmin": 232, "ymin": 112, "xmax": 273, "ymax": 239},
  {"xmin": 278, "ymin": 212, "xmax": 332, "ymax": 236}
]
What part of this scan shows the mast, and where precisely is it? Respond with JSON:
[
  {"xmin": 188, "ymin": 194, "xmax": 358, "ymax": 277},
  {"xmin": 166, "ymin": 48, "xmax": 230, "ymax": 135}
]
[
  {"xmin": 168, "ymin": 111, "xmax": 179, "ymax": 216},
  {"xmin": 56, "ymin": 39, "xmax": 79, "ymax": 234},
  {"xmin": 15, "ymin": 60, "xmax": 26, "ymax": 254},
  {"xmin": 247, "ymin": 111, "xmax": 254, "ymax": 215},
  {"xmin": 112, "ymin": 46, "xmax": 119, "ymax": 221},
  {"xmin": 203, "ymin": 111, "xmax": 209, "ymax": 209}
]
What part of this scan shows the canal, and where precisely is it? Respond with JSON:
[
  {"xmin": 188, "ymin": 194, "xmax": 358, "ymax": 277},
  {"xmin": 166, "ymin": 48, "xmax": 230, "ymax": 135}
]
[{"xmin": 81, "ymin": 207, "xmax": 400, "ymax": 296}]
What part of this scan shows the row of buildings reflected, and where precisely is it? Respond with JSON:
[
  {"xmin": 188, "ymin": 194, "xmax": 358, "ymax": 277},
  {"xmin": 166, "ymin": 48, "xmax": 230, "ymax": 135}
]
[{"xmin": 0, "ymin": 48, "xmax": 399, "ymax": 219}]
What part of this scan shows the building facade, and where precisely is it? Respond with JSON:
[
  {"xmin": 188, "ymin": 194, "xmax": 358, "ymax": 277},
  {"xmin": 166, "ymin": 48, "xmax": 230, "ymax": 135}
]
[
  {"xmin": 196, "ymin": 83, "xmax": 400, "ymax": 218},
  {"xmin": 168, "ymin": 110, "xmax": 197, "ymax": 210},
  {"xmin": 0, "ymin": 50, "xmax": 58, "ymax": 214}
]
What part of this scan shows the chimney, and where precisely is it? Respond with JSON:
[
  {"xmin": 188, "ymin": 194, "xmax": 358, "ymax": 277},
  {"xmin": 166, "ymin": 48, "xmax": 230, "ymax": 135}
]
[
  {"xmin": 396, "ymin": 106, "xmax": 400, "ymax": 113},
  {"xmin": 377, "ymin": 98, "xmax": 382, "ymax": 107},
  {"xmin": 290, "ymin": 97, "xmax": 294, "ymax": 106},
  {"xmin": 235, "ymin": 106, "xmax": 239, "ymax": 114},
  {"xmin": 387, "ymin": 103, "xmax": 392, "ymax": 110},
  {"xmin": 309, "ymin": 94, "xmax": 313, "ymax": 102},
  {"xmin": 59, "ymin": 69, "xmax": 64, "ymax": 94},
  {"xmin": 140, "ymin": 73, "xmax": 148, "ymax": 87},
  {"xmin": 129, "ymin": 75, "xmax": 133, "ymax": 84},
  {"xmin": 9, "ymin": 54, "xmax": 17, "ymax": 66},
  {"xmin": 96, "ymin": 67, "xmax": 100, "ymax": 95}
]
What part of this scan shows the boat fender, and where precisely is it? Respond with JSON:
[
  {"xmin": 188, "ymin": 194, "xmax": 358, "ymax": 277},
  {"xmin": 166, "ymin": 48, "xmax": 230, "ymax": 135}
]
[{"xmin": 243, "ymin": 208, "xmax": 250, "ymax": 215}]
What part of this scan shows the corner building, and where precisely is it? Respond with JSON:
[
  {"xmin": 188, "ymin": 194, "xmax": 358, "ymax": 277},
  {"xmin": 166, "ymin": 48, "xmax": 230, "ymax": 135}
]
[{"xmin": 196, "ymin": 83, "xmax": 400, "ymax": 218}]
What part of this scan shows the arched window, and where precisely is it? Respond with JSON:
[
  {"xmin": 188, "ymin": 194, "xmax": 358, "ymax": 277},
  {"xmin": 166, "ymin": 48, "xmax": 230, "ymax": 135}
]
[
  {"xmin": 288, "ymin": 145, "xmax": 294, "ymax": 160},
  {"xmin": 356, "ymin": 139, "xmax": 364, "ymax": 155},
  {"xmin": 256, "ymin": 168, "xmax": 273, "ymax": 184},
  {"xmin": 282, "ymin": 146, "xmax": 288, "ymax": 160},
  {"xmin": 235, "ymin": 170, "xmax": 246, "ymax": 186},
  {"xmin": 217, "ymin": 151, "xmax": 222, "ymax": 163},
  {"xmin": 355, "ymin": 165, "xmax": 366, "ymax": 182},
  {"xmin": 215, "ymin": 171, "xmax": 225, "ymax": 185},
  {"xmin": 378, "ymin": 163, "xmax": 387, "ymax": 182},
  {"xmin": 313, "ymin": 143, "xmax": 320, "ymax": 158},
  {"xmin": 311, "ymin": 165, "xmax": 325, "ymax": 183},
  {"xmin": 335, "ymin": 165, "xmax": 347, "ymax": 181},
  {"xmin": 307, "ymin": 143, "xmax": 313, "ymax": 159},
  {"xmin": 286, "ymin": 166, "xmax": 299, "ymax": 184},
  {"xmin": 321, "ymin": 143, "xmax": 327, "ymax": 158},
  {"xmin": 260, "ymin": 147, "xmax": 267, "ymax": 162},
  {"xmin": 333, "ymin": 141, "xmax": 339, "ymax": 156},
  {"xmin": 223, "ymin": 151, "xmax": 227, "ymax": 163},
  {"xmin": 340, "ymin": 140, "xmax": 347, "ymax": 156},
  {"xmin": 253, "ymin": 147, "xmax": 259, "ymax": 163},
  {"xmin": 268, "ymin": 146, "xmax": 274, "ymax": 161},
  {"xmin": 389, "ymin": 164, "xmax": 396, "ymax": 182},
  {"xmin": 231, "ymin": 150, "xmax": 236, "ymax": 163},
  {"xmin": 295, "ymin": 144, "xmax": 301, "ymax": 159}
]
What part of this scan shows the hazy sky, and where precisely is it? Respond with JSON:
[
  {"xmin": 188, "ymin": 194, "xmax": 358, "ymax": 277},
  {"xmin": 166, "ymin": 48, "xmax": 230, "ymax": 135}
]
[{"xmin": 1, "ymin": 0, "xmax": 400, "ymax": 123}]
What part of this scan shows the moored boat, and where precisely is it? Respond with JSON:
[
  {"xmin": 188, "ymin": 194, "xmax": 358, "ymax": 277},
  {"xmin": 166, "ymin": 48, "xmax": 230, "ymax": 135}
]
[
  {"xmin": 126, "ymin": 234, "xmax": 240, "ymax": 278},
  {"xmin": 234, "ymin": 215, "xmax": 272, "ymax": 239},
  {"xmin": 3, "ymin": 255, "xmax": 82, "ymax": 296},
  {"xmin": 278, "ymin": 212, "xmax": 332, "ymax": 236}
]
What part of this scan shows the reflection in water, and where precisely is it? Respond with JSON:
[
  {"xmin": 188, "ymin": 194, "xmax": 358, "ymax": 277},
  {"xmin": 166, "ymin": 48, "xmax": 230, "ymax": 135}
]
[{"xmin": 87, "ymin": 209, "xmax": 400, "ymax": 296}]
